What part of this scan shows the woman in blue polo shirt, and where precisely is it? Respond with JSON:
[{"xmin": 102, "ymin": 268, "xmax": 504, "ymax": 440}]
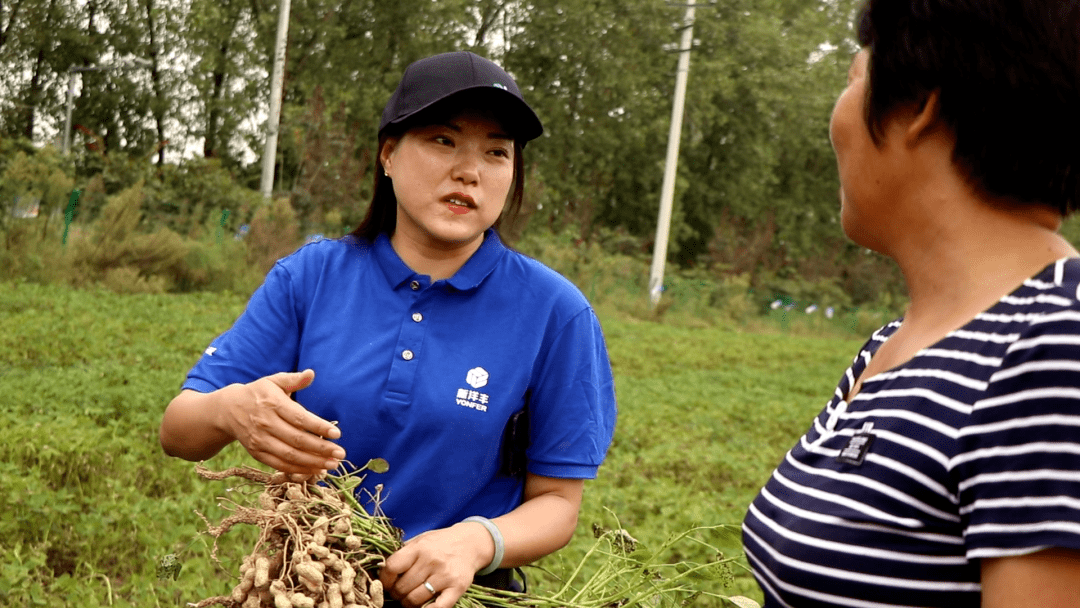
[
  {"xmin": 742, "ymin": 1, "xmax": 1080, "ymax": 606},
  {"xmin": 160, "ymin": 51, "xmax": 616, "ymax": 608}
]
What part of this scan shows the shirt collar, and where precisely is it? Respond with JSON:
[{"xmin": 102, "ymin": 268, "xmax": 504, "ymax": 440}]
[{"xmin": 373, "ymin": 229, "xmax": 507, "ymax": 292}]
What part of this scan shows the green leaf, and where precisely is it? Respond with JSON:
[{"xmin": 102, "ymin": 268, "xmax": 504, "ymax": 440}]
[
  {"xmin": 628, "ymin": 547, "xmax": 654, "ymax": 563},
  {"xmin": 363, "ymin": 458, "xmax": 390, "ymax": 474},
  {"xmin": 155, "ymin": 554, "xmax": 182, "ymax": 581}
]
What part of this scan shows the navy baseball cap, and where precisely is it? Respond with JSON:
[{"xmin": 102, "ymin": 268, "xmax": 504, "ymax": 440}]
[{"xmin": 379, "ymin": 51, "xmax": 543, "ymax": 143}]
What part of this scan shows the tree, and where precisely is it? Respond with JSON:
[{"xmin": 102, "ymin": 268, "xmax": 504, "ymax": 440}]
[
  {"xmin": 185, "ymin": 0, "xmax": 262, "ymax": 162},
  {"xmin": 0, "ymin": 0, "xmax": 83, "ymax": 140},
  {"xmin": 668, "ymin": 0, "xmax": 861, "ymax": 268},
  {"xmin": 0, "ymin": 0, "xmax": 883, "ymax": 297},
  {"xmin": 504, "ymin": 0, "xmax": 679, "ymax": 237},
  {"xmin": 265, "ymin": 0, "xmax": 486, "ymax": 207}
]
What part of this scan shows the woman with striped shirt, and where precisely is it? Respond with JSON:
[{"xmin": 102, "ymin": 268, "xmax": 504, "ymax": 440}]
[{"xmin": 742, "ymin": 1, "xmax": 1080, "ymax": 606}]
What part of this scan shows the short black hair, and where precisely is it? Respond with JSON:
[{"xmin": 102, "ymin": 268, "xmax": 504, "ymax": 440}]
[{"xmin": 856, "ymin": 0, "xmax": 1080, "ymax": 215}]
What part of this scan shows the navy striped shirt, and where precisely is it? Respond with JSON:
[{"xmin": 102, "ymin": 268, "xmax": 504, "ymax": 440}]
[{"xmin": 743, "ymin": 258, "xmax": 1080, "ymax": 607}]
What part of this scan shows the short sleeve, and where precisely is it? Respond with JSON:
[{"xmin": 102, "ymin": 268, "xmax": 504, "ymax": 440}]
[
  {"xmin": 182, "ymin": 261, "xmax": 303, "ymax": 393},
  {"xmin": 526, "ymin": 308, "xmax": 617, "ymax": 479},
  {"xmin": 955, "ymin": 313, "xmax": 1080, "ymax": 559}
]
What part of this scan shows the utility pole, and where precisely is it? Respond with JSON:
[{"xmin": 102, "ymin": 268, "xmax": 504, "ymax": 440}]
[
  {"xmin": 648, "ymin": 0, "xmax": 696, "ymax": 308},
  {"xmin": 260, "ymin": 0, "xmax": 292, "ymax": 200}
]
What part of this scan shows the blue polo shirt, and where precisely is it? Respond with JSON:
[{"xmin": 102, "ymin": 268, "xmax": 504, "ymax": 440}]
[{"xmin": 183, "ymin": 230, "xmax": 616, "ymax": 539}]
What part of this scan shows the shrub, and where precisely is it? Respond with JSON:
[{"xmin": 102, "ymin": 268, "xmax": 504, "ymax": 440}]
[
  {"xmin": 0, "ymin": 146, "xmax": 76, "ymax": 278},
  {"xmin": 100, "ymin": 266, "xmax": 170, "ymax": 294},
  {"xmin": 0, "ymin": 219, "xmax": 72, "ymax": 285},
  {"xmin": 145, "ymin": 158, "xmax": 260, "ymax": 238},
  {"xmin": 177, "ymin": 228, "xmax": 264, "ymax": 294},
  {"xmin": 0, "ymin": 146, "xmax": 74, "ymax": 232},
  {"xmin": 75, "ymin": 174, "xmax": 109, "ymax": 224},
  {"xmin": 68, "ymin": 182, "xmax": 189, "ymax": 292},
  {"xmin": 513, "ymin": 226, "xmax": 905, "ymax": 332},
  {"xmin": 245, "ymin": 197, "xmax": 303, "ymax": 275}
]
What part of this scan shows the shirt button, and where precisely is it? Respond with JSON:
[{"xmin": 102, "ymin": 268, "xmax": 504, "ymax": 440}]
[
  {"xmin": 410, "ymin": 281, "xmax": 420, "ymax": 291},
  {"xmin": 412, "ymin": 312, "xmax": 423, "ymax": 322},
  {"xmin": 402, "ymin": 350, "xmax": 414, "ymax": 361}
]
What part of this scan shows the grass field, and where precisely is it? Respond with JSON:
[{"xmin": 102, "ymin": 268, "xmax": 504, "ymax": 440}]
[{"xmin": 0, "ymin": 279, "xmax": 868, "ymax": 607}]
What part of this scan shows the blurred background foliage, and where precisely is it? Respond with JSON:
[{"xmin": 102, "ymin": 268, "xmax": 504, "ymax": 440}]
[{"xmin": 1, "ymin": 0, "xmax": 997, "ymax": 318}]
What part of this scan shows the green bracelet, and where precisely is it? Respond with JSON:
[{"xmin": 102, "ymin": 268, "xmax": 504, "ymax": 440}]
[{"xmin": 463, "ymin": 516, "xmax": 504, "ymax": 576}]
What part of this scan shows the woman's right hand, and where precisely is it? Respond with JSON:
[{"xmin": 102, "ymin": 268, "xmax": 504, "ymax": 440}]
[
  {"xmin": 160, "ymin": 369, "xmax": 346, "ymax": 476},
  {"xmin": 227, "ymin": 369, "xmax": 346, "ymax": 475}
]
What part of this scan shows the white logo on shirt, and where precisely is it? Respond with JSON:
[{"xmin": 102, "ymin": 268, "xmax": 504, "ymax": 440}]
[
  {"xmin": 456, "ymin": 368, "xmax": 491, "ymax": 412},
  {"xmin": 204, "ymin": 346, "xmax": 217, "ymax": 356},
  {"xmin": 466, "ymin": 367, "xmax": 489, "ymax": 389},
  {"xmin": 456, "ymin": 388, "xmax": 490, "ymax": 412}
]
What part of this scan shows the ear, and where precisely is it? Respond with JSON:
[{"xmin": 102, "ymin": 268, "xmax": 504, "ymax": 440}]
[
  {"xmin": 379, "ymin": 137, "xmax": 399, "ymax": 174},
  {"xmin": 904, "ymin": 89, "xmax": 942, "ymax": 147}
]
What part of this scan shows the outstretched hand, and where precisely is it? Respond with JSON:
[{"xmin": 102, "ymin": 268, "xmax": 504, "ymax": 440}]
[{"xmin": 226, "ymin": 369, "xmax": 346, "ymax": 476}]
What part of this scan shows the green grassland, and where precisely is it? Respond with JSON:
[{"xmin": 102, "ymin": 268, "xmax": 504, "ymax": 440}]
[{"xmin": 0, "ymin": 279, "xmax": 866, "ymax": 607}]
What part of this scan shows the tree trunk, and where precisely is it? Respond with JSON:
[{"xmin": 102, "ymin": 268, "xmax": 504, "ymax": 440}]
[
  {"xmin": 23, "ymin": 46, "xmax": 45, "ymax": 139},
  {"xmin": 144, "ymin": 0, "xmax": 166, "ymax": 164},
  {"xmin": 472, "ymin": 0, "xmax": 507, "ymax": 48},
  {"xmin": 204, "ymin": 9, "xmax": 241, "ymax": 158},
  {"xmin": 204, "ymin": 55, "xmax": 226, "ymax": 158},
  {"xmin": 0, "ymin": 0, "xmax": 27, "ymax": 52}
]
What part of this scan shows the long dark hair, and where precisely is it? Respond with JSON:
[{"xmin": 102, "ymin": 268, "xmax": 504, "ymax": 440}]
[{"xmin": 350, "ymin": 97, "xmax": 528, "ymax": 243}]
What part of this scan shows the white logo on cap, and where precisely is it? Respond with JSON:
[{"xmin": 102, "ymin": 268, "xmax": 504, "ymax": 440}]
[
  {"xmin": 492, "ymin": 82, "xmax": 508, "ymax": 91},
  {"xmin": 466, "ymin": 367, "xmax": 489, "ymax": 389}
]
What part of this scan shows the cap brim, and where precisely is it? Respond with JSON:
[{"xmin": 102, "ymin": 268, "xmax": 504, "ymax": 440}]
[{"xmin": 382, "ymin": 86, "xmax": 543, "ymax": 143}]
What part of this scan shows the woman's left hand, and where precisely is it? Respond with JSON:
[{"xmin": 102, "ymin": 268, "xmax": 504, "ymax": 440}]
[
  {"xmin": 379, "ymin": 475, "xmax": 584, "ymax": 608},
  {"xmin": 379, "ymin": 522, "xmax": 493, "ymax": 608}
]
